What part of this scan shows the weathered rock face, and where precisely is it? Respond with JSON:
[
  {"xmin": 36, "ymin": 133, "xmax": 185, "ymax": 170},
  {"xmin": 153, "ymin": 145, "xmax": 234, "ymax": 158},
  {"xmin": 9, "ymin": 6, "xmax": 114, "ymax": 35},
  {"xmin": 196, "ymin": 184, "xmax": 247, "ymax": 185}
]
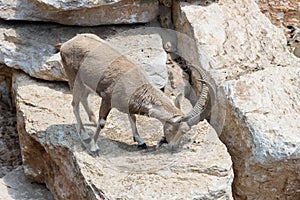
[
  {"xmin": 0, "ymin": 166, "xmax": 54, "ymax": 200},
  {"xmin": 222, "ymin": 66, "xmax": 300, "ymax": 199},
  {"xmin": 257, "ymin": 0, "xmax": 300, "ymax": 27},
  {"xmin": 0, "ymin": 22, "xmax": 69, "ymax": 81},
  {"xmin": 174, "ymin": 0, "xmax": 300, "ymax": 199},
  {"xmin": 0, "ymin": 0, "xmax": 159, "ymax": 26},
  {"xmin": 13, "ymin": 72, "xmax": 234, "ymax": 200}
]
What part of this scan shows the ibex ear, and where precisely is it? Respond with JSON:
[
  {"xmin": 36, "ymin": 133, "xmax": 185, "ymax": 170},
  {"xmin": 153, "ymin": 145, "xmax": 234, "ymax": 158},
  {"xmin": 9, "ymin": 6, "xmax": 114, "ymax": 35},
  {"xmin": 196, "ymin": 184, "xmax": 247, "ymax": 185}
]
[
  {"xmin": 175, "ymin": 117, "xmax": 183, "ymax": 123},
  {"xmin": 168, "ymin": 115, "xmax": 183, "ymax": 124},
  {"xmin": 175, "ymin": 116, "xmax": 190, "ymax": 124},
  {"xmin": 174, "ymin": 93, "xmax": 183, "ymax": 109}
]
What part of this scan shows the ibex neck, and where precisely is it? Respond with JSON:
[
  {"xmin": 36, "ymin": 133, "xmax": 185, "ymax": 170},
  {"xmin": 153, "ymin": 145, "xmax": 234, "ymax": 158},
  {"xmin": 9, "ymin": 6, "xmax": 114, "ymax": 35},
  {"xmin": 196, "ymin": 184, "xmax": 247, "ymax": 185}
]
[{"xmin": 129, "ymin": 84, "xmax": 182, "ymax": 122}]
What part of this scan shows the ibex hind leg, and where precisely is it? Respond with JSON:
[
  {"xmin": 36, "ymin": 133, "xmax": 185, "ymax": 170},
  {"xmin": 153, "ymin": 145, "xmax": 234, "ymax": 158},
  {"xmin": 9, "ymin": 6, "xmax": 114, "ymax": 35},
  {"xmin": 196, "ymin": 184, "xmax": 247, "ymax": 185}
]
[
  {"xmin": 89, "ymin": 99, "xmax": 111, "ymax": 155},
  {"xmin": 72, "ymin": 97, "xmax": 90, "ymax": 141},
  {"xmin": 72, "ymin": 79, "xmax": 90, "ymax": 142},
  {"xmin": 80, "ymin": 88, "xmax": 97, "ymax": 125}
]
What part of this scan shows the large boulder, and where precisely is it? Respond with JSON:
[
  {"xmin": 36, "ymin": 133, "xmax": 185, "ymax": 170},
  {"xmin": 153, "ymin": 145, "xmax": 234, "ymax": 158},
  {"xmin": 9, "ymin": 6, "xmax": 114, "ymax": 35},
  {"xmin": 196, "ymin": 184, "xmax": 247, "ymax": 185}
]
[
  {"xmin": 13, "ymin": 72, "xmax": 234, "ymax": 200},
  {"xmin": 173, "ymin": 0, "xmax": 300, "ymax": 199},
  {"xmin": 0, "ymin": 0, "xmax": 159, "ymax": 26},
  {"xmin": 0, "ymin": 22, "xmax": 168, "ymax": 88}
]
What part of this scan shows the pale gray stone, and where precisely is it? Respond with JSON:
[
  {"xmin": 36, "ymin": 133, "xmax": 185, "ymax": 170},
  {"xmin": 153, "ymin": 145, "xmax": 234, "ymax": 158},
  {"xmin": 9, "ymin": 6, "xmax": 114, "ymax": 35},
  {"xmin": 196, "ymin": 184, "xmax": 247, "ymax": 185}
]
[
  {"xmin": 174, "ymin": 0, "xmax": 300, "ymax": 199},
  {"xmin": 0, "ymin": 0, "xmax": 159, "ymax": 26},
  {"xmin": 0, "ymin": 166, "xmax": 54, "ymax": 200}
]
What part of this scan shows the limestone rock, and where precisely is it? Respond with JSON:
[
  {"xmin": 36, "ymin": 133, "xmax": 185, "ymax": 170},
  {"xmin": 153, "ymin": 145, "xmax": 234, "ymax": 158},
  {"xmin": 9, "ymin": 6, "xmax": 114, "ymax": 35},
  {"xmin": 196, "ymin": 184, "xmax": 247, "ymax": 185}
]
[
  {"xmin": 13, "ymin": 72, "xmax": 233, "ymax": 200},
  {"xmin": 0, "ymin": 22, "xmax": 70, "ymax": 81},
  {"xmin": 222, "ymin": 66, "xmax": 300, "ymax": 199},
  {"xmin": 174, "ymin": 0, "xmax": 300, "ymax": 199},
  {"xmin": 0, "ymin": 0, "xmax": 159, "ymax": 26},
  {"xmin": 0, "ymin": 166, "xmax": 54, "ymax": 200},
  {"xmin": 257, "ymin": 0, "xmax": 300, "ymax": 27}
]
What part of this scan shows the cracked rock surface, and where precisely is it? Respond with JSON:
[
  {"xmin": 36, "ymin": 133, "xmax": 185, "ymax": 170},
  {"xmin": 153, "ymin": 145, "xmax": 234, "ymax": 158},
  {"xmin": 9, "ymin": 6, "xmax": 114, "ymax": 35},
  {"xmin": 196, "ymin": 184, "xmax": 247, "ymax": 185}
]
[{"xmin": 0, "ymin": 0, "xmax": 159, "ymax": 26}]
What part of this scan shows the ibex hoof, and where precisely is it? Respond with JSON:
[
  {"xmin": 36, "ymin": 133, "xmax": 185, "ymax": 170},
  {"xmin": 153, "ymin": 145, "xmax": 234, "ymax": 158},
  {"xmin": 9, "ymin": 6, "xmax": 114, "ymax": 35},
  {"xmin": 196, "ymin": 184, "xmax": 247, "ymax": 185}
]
[
  {"xmin": 89, "ymin": 140, "xmax": 100, "ymax": 156},
  {"xmin": 158, "ymin": 137, "xmax": 168, "ymax": 147},
  {"xmin": 83, "ymin": 137, "xmax": 92, "ymax": 144},
  {"xmin": 167, "ymin": 143, "xmax": 180, "ymax": 152},
  {"xmin": 138, "ymin": 143, "xmax": 147, "ymax": 149}
]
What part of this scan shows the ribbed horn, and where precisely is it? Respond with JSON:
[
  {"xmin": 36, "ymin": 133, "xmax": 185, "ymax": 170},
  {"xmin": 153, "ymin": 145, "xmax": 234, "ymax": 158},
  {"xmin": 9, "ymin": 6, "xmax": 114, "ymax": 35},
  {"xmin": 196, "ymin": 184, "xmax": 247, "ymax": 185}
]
[{"xmin": 180, "ymin": 64, "xmax": 215, "ymax": 126}]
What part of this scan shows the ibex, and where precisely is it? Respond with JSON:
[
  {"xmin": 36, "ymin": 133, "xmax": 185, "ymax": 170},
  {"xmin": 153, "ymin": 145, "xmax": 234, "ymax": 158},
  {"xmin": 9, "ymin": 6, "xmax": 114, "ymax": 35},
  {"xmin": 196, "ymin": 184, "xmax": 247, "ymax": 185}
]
[
  {"xmin": 286, "ymin": 25, "xmax": 300, "ymax": 58},
  {"xmin": 60, "ymin": 33, "xmax": 214, "ymax": 154}
]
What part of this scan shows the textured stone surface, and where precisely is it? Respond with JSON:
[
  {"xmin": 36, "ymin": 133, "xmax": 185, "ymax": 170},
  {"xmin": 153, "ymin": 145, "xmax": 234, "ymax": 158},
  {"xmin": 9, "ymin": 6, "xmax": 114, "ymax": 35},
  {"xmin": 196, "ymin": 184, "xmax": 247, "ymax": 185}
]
[
  {"xmin": 0, "ymin": 166, "xmax": 54, "ymax": 200},
  {"xmin": 257, "ymin": 0, "xmax": 300, "ymax": 27},
  {"xmin": 0, "ymin": 0, "xmax": 159, "ymax": 26},
  {"xmin": 13, "ymin": 72, "xmax": 233, "ymax": 200},
  {"xmin": 222, "ymin": 66, "xmax": 300, "ymax": 200},
  {"xmin": 174, "ymin": 0, "xmax": 300, "ymax": 199}
]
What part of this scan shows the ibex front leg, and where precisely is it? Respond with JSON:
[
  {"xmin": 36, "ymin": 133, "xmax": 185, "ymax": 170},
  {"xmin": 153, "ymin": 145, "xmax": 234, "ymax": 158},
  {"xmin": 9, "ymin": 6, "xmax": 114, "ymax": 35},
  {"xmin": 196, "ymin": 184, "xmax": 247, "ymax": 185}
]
[
  {"xmin": 89, "ymin": 99, "xmax": 111, "ymax": 154},
  {"xmin": 128, "ymin": 114, "xmax": 147, "ymax": 149}
]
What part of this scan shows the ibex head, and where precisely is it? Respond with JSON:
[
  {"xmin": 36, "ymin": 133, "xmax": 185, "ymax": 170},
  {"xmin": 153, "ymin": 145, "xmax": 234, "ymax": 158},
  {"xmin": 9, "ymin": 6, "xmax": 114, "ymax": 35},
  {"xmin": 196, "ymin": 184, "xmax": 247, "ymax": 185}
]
[{"xmin": 161, "ymin": 65, "xmax": 215, "ymax": 149}]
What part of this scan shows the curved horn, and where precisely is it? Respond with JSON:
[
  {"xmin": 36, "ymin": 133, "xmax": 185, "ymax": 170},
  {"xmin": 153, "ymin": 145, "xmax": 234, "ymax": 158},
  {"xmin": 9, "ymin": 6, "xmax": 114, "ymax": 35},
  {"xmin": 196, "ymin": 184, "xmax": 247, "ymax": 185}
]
[{"xmin": 181, "ymin": 64, "xmax": 216, "ymax": 126}]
